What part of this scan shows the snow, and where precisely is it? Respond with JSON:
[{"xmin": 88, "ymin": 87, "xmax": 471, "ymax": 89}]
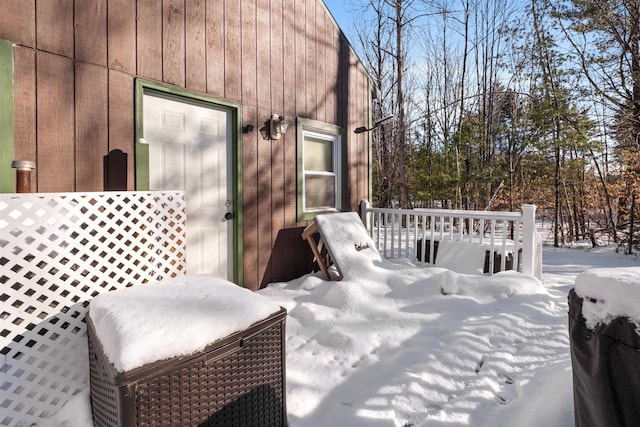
[
  {"xmin": 575, "ymin": 266, "xmax": 640, "ymax": 330},
  {"xmin": 41, "ymin": 243, "xmax": 640, "ymax": 427},
  {"xmin": 88, "ymin": 274, "xmax": 281, "ymax": 372},
  {"xmin": 434, "ymin": 240, "xmax": 487, "ymax": 275},
  {"xmin": 314, "ymin": 212, "xmax": 382, "ymax": 278}
]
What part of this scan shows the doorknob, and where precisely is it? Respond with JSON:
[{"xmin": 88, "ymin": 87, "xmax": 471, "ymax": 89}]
[{"xmin": 224, "ymin": 212, "xmax": 235, "ymax": 221}]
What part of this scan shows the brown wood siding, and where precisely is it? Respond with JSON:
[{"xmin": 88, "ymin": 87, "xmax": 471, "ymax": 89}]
[
  {"xmin": 294, "ymin": 0, "xmax": 307, "ymax": 116},
  {"xmin": 37, "ymin": 0, "xmax": 74, "ymax": 58},
  {"xmin": 136, "ymin": 0, "xmax": 163, "ymax": 81},
  {"xmin": 222, "ymin": 0, "xmax": 241, "ymax": 100},
  {"xmin": 75, "ymin": 62, "xmax": 108, "ymax": 191},
  {"xmin": 75, "ymin": 0, "xmax": 107, "ymax": 66},
  {"xmin": 108, "ymin": 0, "xmax": 136, "ymax": 73},
  {"xmin": 163, "ymin": 0, "xmax": 186, "ymax": 87},
  {"xmin": 2, "ymin": 0, "xmax": 372, "ymax": 291},
  {"xmin": 0, "ymin": 0, "xmax": 35, "ymax": 47},
  {"xmin": 242, "ymin": 106, "xmax": 259, "ymax": 288},
  {"xmin": 281, "ymin": 0, "xmax": 298, "ymax": 282},
  {"xmin": 12, "ymin": 46, "xmax": 36, "ymax": 192},
  {"xmin": 36, "ymin": 52, "xmax": 75, "ymax": 192},
  {"xmin": 185, "ymin": 0, "xmax": 206, "ymax": 92},
  {"xmin": 108, "ymin": 70, "xmax": 135, "ymax": 189}
]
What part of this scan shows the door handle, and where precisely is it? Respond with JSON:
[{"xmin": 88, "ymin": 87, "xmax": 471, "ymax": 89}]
[{"xmin": 224, "ymin": 212, "xmax": 235, "ymax": 221}]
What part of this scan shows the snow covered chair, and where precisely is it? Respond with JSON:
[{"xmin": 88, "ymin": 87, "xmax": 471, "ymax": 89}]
[
  {"xmin": 434, "ymin": 240, "xmax": 488, "ymax": 275},
  {"xmin": 302, "ymin": 212, "xmax": 381, "ymax": 281}
]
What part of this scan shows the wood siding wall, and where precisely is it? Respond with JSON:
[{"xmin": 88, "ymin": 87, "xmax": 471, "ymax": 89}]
[{"xmin": 0, "ymin": 0, "xmax": 372, "ymax": 290}]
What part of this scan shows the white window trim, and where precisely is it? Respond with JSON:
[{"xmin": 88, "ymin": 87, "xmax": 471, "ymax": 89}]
[
  {"xmin": 302, "ymin": 129, "xmax": 341, "ymax": 213},
  {"xmin": 296, "ymin": 118, "xmax": 345, "ymax": 221}
]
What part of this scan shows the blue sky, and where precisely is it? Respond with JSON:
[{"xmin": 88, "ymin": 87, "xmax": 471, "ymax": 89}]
[{"xmin": 323, "ymin": 0, "xmax": 356, "ymax": 33}]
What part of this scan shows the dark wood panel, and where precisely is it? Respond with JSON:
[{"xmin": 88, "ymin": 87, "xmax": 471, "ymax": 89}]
[
  {"xmin": 185, "ymin": 0, "xmax": 206, "ymax": 92},
  {"xmin": 325, "ymin": 30, "xmax": 337, "ymax": 124},
  {"xmin": 242, "ymin": 106, "xmax": 259, "ymax": 290},
  {"xmin": 75, "ymin": 62, "xmax": 108, "ymax": 191},
  {"xmin": 294, "ymin": 0, "xmax": 306, "ymax": 115},
  {"xmin": 282, "ymin": 0, "xmax": 296, "ymax": 121},
  {"xmin": 12, "ymin": 46, "xmax": 36, "ymax": 191},
  {"xmin": 316, "ymin": 8, "xmax": 328, "ymax": 122},
  {"xmin": 36, "ymin": 0, "xmax": 73, "ymax": 57},
  {"xmin": 270, "ymin": 0, "xmax": 284, "ymax": 114},
  {"xmin": 74, "ymin": 0, "xmax": 107, "ymax": 66},
  {"xmin": 108, "ymin": 70, "xmax": 135, "ymax": 190},
  {"xmin": 136, "ymin": 0, "xmax": 163, "ymax": 80},
  {"xmin": 336, "ymin": 35, "xmax": 350, "ymax": 129},
  {"xmin": 205, "ymin": 0, "xmax": 225, "ymax": 100},
  {"xmin": 356, "ymin": 71, "xmax": 366, "ymax": 204},
  {"xmin": 257, "ymin": 109, "xmax": 273, "ymax": 286},
  {"xmin": 360, "ymin": 75, "xmax": 371, "ymax": 199},
  {"xmin": 206, "ymin": 0, "xmax": 225, "ymax": 100},
  {"xmin": 0, "ymin": 0, "xmax": 35, "ymax": 47},
  {"xmin": 348, "ymin": 50, "xmax": 360, "ymax": 210},
  {"xmin": 270, "ymin": 120, "xmax": 286, "ymax": 283},
  {"xmin": 36, "ymin": 52, "xmax": 75, "ymax": 192},
  {"xmin": 256, "ymin": 0, "xmax": 270, "ymax": 110},
  {"xmin": 163, "ymin": 0, "xmax": 185, "ymax": 86},
  {"xmin": 282, "ymin": 0, "xmax": 297, "ymax": 271},
  {"xmin": 223, "ymin": 0, "xmax": 241, "ymax": 101},
  {"xmin": 306, "ymin": 0, "xmax": 317, "ymax": 119},
  {"xmin": 108, "ymin": 0, "xmax": 136, "ymax": 73},
  {"xmin": 241, "ymin": 0, "xmax": 257, "ymax": 106},
  {"xmin": 268, "ymin": 0, "xmax": 285, "ymax": 283}
]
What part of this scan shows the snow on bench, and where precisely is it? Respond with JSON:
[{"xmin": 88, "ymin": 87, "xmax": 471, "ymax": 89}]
[{"xmin": 89, "ymin": 274, "xmax": 282, "ymax": 372}]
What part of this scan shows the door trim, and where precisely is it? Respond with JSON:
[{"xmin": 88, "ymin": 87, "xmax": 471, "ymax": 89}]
[
  {"xmin": 0, "ymin": 39, "xmax": 14, "ymax": 193},
  {"xmin": 134, "ymin": 78, "xmax": 243, "ymax": 286}
]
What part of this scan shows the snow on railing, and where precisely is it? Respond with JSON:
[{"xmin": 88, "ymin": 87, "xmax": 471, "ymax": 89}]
[
  {"xmin": 359, "ymin": 200, "xmax": 542, "ymax": 279},
  {"xmin": 0, "ymin": 191, "xmax": 186, "ymax": 426}
]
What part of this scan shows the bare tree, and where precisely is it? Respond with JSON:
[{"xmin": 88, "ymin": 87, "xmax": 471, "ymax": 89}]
[{"xmin": 555, "ymin": 0, "xmax": 640, "ymax": 250}]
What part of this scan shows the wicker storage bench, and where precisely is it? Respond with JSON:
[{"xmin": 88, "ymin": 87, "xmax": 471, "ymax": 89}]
[{"xmin": 86, "ymin": 276, "xmax": 287, "ymax": 427}]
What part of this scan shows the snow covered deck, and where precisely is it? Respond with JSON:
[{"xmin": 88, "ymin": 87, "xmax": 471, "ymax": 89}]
[{"xmin": 0, "ymin": 191, "xmax": 542, "ymax": 426}]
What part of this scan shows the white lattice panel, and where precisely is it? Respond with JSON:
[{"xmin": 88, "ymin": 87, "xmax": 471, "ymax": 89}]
[{"xmin": 0, "ymin": 192, "xmax": 186, "ymax": 426}]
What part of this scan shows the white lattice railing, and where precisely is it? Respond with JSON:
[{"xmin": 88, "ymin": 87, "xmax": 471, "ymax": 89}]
[
  {"xmin": 360, "ymin": 201, "xmax": 542, "ymax": 279},
  {"xmin": 0, "ymin": 191, "xmax": 187, "ymax": 426}
]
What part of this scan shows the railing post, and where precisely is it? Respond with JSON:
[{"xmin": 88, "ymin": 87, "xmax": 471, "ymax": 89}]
[
  {"xmin": 360, "ymin": 199, "xmax": 370, "ymax": 231},
  {"xmin": 521, "ymin": 204, "xmax": 541, "ymax": 279}
]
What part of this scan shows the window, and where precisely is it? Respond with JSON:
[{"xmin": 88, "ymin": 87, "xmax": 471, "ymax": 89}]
[{"xmin": 297, "ymin": 118, "xmax": 345, "ymax": 221}]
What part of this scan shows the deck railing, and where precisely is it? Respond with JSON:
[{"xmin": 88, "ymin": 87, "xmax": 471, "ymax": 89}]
[{"xmin": 359, "ymin": 201, "xmax": 542, "ymax": 279}]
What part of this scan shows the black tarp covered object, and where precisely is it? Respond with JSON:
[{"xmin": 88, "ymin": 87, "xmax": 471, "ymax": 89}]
[{"xmin": 569, "ymin": 289, "xmax": 640, "ymax": 427}]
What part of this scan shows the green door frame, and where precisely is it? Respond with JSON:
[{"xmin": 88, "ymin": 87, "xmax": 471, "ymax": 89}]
[
  {"xmin": 134, "ymin": 79, "xmax": 244, "ymax": 286},
  {"xmin": 0, "ymin": 39, "xmax": 14, "ymax": 193}
]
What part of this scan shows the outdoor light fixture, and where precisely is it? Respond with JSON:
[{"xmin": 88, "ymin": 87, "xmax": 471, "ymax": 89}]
[
  {"xmin": 354, "ymin": 114, "xmax": 394, "ymax": 134},
  {"xmin": 260, "ymin": 114, "xmax": 289, "ymax": 140}
]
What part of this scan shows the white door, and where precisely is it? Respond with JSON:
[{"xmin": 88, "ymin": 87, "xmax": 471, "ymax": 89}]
[{"xmin": 143, "ymin": 93, "xmax": 233, "ymax": 278}]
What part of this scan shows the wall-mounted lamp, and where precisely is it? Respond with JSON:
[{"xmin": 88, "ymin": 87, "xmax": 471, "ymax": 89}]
[
  {"xmin": 260, "ymin": 114, "xmax": 289, "ymax": 140},
  {"xmin": 354, "ymin": 114, "xmax": 394, "ymax": 134}
]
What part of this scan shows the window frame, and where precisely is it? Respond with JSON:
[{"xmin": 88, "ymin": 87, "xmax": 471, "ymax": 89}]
[{"xmin": 296, "ymin": 117, "xmax": 346, "ymax": 221}]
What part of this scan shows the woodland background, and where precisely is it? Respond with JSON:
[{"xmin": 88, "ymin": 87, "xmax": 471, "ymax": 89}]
[{"xmin": 345, "ymin": 0, "xmax": 640, "ymax": 250}]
